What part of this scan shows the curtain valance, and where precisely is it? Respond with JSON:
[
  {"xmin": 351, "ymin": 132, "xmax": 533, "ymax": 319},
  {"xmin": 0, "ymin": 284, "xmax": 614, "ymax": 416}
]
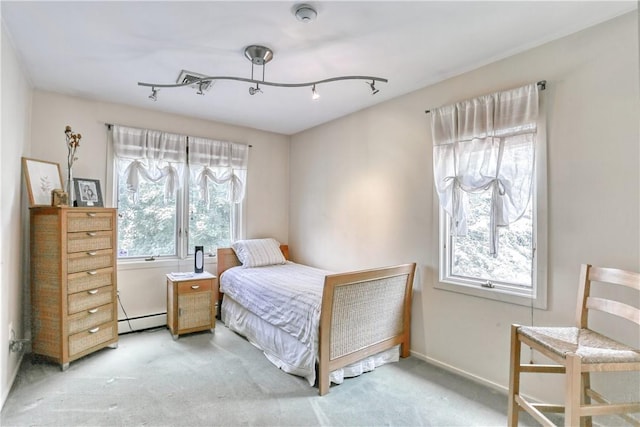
[
  {"xmin": 189, "ymin": 137, "xmax": 249, "ymax": 205},
  {"xmin": 431, "ymin": 83, "xmax": 539, "ymax": 256},
  {"xmin": 112, "ymin": 125, "xmax": 249, "ymax": 204}
]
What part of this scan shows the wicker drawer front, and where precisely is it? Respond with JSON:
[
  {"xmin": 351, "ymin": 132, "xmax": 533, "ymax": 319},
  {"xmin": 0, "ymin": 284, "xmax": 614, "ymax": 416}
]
[
  {"xmin": 69, "ymin": 323, "xmax": 115, "ymax": 357},
  {"xmin": 67, "ymin": 249, "xmax": 113, "ymax": 274},
  {"xmin": 178, "ymin": 280, "xmax": 212, "ymax": 294},
  {"xmin": 68, "ymin": 267, "xmax": 114, "ymax": 294},
  {"xmin": 68, "ymin": 285, "xmax": 114, "ymax": 315},
  {"xmin": 68, "ymin": 303, "xmax": 114, "ymax": 335},
  {"xmin": 67, "ymin": 231, "xmax": 113, "ymax": 253},
  {"xmin": 178, "ymin": 292, "xmax": 212, "ymax": 330},
  {"xmin": 67, "ymin": 212, "xmax": 114, "ymax": 233}
]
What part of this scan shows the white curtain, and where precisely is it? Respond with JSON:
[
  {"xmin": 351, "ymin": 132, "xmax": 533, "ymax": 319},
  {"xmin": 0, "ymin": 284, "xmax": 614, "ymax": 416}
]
[
  {"xmin": 431, "ymin": 83, "xmax": 539, "ymax": 256},
  {"xmin": 188, "ymin": 137, "xmax": 249, "ymax": 205},
  {"xmin": 112, "ymin": 125, "xmax": 187, "ymax": 202}
]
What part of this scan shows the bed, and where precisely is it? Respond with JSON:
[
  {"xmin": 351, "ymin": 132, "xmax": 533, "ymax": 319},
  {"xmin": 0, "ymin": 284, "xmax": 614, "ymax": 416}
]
[{"xmin": 217, "ymin": 238, "xmax": 416, "ymax": 395}]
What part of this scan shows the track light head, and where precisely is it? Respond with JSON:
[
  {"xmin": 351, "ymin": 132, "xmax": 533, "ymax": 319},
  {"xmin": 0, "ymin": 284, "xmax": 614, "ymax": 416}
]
[
  {"xmin": 149, "ymin": 87, "xmax": 158, "ymax": 101},
  {"xmin": 312, "ymin": 84, "xmax": 320, "ymax": 100},
  {"xmin": 368, "ymin": 81, "xmax": 379, "ymax": 95},
  {"xmin": 249, "ymin": 84, "xmax": 262, "ymax": 95}
]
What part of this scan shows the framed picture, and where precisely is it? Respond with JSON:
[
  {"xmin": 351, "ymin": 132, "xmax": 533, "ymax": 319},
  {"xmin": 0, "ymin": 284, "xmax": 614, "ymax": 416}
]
[
  {"xmin": 73, "ymin": 178, "xmax": 103, "ymax": 207},
  {"xmin": 22, "ymin": 157, "xmax": 64, "ymax": 207}
]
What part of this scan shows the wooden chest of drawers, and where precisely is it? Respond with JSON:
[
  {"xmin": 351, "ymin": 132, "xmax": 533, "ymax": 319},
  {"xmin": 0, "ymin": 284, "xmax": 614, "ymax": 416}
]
[{"xmin": 30, "ymin": 207, "xmax": 118, "ymax": 369}]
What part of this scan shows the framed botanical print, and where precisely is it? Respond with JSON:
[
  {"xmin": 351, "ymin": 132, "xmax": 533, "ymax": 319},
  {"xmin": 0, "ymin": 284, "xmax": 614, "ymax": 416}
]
[
  {"xmin": 73, "ymin": 178, "xmax": 103, "ymax": 207},
  {"xmin": 22, "ymin": 157, "xmax": 64, "ymax": 207}
]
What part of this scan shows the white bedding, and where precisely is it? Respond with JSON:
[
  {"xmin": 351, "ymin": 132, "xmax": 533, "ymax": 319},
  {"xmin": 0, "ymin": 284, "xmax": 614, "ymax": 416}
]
[{"xmin": 220, "ymin": 261, "xmax": 399, "ymax": 386}]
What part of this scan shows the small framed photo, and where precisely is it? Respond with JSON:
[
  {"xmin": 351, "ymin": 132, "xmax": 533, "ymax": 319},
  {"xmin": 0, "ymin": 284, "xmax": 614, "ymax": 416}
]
[
  {"xmin": 73, "ymin": 178, "xmax": 103, "ymax": 207},
  {"xmin": 22, "ymin": 157, "xmax": 64, "ymax": 207},
  {"xmin": 51, "ymin": 189, "xmax": 69, "ymax": 206}
]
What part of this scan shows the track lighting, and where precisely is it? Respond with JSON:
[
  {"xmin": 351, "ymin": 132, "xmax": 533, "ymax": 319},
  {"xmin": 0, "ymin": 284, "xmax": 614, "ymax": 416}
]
[{"xmin": 139, "ymin": 45, "xmax": 387, "ymax": 102}]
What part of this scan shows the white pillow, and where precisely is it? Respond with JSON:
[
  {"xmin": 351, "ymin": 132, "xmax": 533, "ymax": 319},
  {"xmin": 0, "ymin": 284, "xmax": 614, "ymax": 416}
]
[{"xmin": 232, "ymin": 238, "xmax": 286, "ymax": 268}]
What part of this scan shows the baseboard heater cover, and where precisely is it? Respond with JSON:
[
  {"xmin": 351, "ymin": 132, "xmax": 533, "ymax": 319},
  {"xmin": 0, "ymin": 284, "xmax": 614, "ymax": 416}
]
[{"xmin": 118, "ymin": 312, "xmax": 167, "ymax": 334}]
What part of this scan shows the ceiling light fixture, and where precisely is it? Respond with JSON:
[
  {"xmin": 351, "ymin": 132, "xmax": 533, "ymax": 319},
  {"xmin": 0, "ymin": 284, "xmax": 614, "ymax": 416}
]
[{"xmin": 138, "ymin": 44, "xmax": 387, "ymax": 101}]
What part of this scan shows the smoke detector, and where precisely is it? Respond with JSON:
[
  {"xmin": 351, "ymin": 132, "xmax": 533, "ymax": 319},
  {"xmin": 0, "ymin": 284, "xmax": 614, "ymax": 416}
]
[{"xmin": 294, "ymin": 4, "xmax": 317, "ymax": 23}]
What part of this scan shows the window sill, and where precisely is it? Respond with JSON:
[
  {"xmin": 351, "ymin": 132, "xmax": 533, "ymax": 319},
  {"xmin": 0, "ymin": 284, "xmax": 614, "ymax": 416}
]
[
  {"xmin": 435, "ymin": 279, "xmax": 547, "ymax": 309},
  {"xmin": 117, "ymin": 256, "xmax": 217, "ymax": 272}
]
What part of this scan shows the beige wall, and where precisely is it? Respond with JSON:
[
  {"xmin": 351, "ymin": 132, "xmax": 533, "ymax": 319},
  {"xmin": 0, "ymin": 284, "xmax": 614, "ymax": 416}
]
[
  {"xmin": 1, "ymin": 25, "xmax": 33, "ymax": 407},
  {"xmin": 290, "ymin": 12, "xmax": 639, "ymax": 401}
]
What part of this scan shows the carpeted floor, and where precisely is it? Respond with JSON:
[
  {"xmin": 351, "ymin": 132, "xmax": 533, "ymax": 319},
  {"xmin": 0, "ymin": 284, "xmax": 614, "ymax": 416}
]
[{"xmin": 2, "ymin": 323, "xmax": 542, "ymax": 426}]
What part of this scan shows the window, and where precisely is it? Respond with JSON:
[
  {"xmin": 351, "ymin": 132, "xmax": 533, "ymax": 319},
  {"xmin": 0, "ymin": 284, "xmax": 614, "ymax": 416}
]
[
  {"xmin": 112, "ymin": 126, "xmax": 248, "ymax": 260},
  {"xmin": 432, "ymin": 83, "xmax": 547, "ymax": 308}
]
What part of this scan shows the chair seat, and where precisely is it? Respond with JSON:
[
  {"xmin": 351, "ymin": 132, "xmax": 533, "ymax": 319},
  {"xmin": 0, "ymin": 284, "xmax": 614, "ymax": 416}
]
[{"xmin": 518, "ymin": 326, "xmax": 640, "ymax": 364}]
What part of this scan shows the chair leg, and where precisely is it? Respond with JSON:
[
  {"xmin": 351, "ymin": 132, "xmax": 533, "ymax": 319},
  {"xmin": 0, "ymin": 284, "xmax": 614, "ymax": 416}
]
[
  {"xmin": 565, "ymin": 353, "xmax": 582, "ymax": 427},
  {"xmin": 508, "ymin": 324, "xmax": 522, "ymax": 427},
  {"xmin": 581, "ymin": 372, "xmax": 592, "ymax": 427}
]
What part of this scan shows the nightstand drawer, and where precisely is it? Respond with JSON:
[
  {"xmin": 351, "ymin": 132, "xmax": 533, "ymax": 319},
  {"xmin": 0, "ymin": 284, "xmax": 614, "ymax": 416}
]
[
  {"xmin": 68, "ymin": 285, "xmax": 114, "ymax": 314},
  {"xmin": 68, "ymin": 303, "xmax": 114, "ymax": 335},
  {"xmin": 68, "ymin": 267, "xmax": 114, "ymax": 294},
  {"xmin": 178, "ymin": 280, "xmax": 212, "ymax": 294},
  {"xmin": 67, "ymin": 231, "xmax": 113, "ymax": 253},
  {"xmin": 68, "ymin": 323, "xmax": 115, "ymax": 357},
  {"xmin": 67, "ymin": 212, "xmax": 114, "ymax": 233},
  {"xmin": 67, "ymin": 249, "xmax": 113, "ymax": 274}
]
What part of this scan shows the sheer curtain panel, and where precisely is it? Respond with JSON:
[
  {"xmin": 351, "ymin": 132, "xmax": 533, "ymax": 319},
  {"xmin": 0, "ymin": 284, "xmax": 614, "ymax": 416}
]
[
  {"xmin": 112, "ymin": 125, "xmax": 187, "ymax": 202},
  {"xmin": 431, "ymin": 83, "xmax": 539, "ymax": 256},
  {"xmin": 188, "ymin": 137, "xmax": 249, "ymax": 206}
]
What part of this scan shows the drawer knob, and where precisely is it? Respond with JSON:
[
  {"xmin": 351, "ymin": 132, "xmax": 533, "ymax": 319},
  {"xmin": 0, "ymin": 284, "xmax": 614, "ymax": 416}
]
[
  {"xmin": 88, "ymin": 308, "xmax": 99, "ymax": 314},
  {"xmin": 87, "ymin": 289, "xmax": 99, "ymax": 295},
  {"xmin": 86, "ymin": 212, "xmax": 97, "ymax": 217},
  {"xmin": 191, "ymin": 285, "xmax": 200, "ymax": 290},
  {"xmin": 88, "ymin": 327, "xmax": 100, "ymax": 334},
  {"xmin": 86, "ymin": 251, "xmax": 97, "ymax": 256},
  {"xmin": 86, "ymin": 232, "xmax": 97, "ymax": 237}
]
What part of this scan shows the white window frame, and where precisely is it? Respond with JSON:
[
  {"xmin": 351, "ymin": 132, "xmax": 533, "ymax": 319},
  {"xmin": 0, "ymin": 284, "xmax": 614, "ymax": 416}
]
[
  {"xmin": 434, "ymin": 105, "xmax": 548, "ymax": 309},
  {"xmin": 105, "ymin": 129, "xmax": 245, "ymax": 265}
]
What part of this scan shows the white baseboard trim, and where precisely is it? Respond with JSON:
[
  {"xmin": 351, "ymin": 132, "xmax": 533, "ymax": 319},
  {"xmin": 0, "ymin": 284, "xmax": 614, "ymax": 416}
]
[
  {"xmin": 118, "ymin": 313, "xmax": 167, "ymax": 334},
  {"xmin": 409, "ymin": 350, "xmax": 508, "ymax": 395}
]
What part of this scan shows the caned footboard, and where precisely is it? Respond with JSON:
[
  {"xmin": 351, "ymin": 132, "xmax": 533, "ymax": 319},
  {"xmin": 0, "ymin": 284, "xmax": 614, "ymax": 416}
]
[{"xmin": 318, "ymin": 263, "xmax": 416, "ymax": 395}]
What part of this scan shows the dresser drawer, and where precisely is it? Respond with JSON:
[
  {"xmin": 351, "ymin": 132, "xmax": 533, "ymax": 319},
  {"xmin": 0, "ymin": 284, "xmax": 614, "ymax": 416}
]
[
  {"xmin": 178, "ymin": 280, "xmax": 212, "ymax": 294},
  {"xmin": 68, "ymin": 267, "xmax": 114, "ymax": 294},
  {"xmin": 67, "ymin": 249, "xmax": 113, "ymax": 274},
  {"xmin": 68, "ymin": 285, "xmax": 114, "ymax": 315},
  {"xmin": 68, "ymin": 323, "xmax": 115, "ymax": 357},
  {"xmin": 68, "ymin": 303, "xmax": 114, "ymax": 335},
  {"xmin": 67, "ymin": 211, "xmax": 114, "ymax": 233},
  {"xmin": 67, "ymin": 230, "xmax": 113, "ymax": 253}
]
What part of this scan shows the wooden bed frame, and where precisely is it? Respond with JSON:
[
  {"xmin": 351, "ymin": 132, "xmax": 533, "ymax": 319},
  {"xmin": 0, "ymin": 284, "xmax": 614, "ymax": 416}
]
[{"xmin": 217, "ymin": 245, "xmax": 416, "ymax": 395}]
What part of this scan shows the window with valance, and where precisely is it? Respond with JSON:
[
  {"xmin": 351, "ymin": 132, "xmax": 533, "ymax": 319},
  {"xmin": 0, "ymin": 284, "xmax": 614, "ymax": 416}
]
[
  {"xmin": 111, "ymin": 125, "xmax": 249, "ymax": 259},
  {"xmin": 431, "ymin": 83, "xmax": 547, "ymax": 306}
]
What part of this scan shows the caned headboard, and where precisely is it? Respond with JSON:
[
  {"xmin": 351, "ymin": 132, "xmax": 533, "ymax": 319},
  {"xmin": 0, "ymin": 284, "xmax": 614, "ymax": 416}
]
[{"xmin": 216, "ymin": 245, "xmax": 290, "ymax": 279}]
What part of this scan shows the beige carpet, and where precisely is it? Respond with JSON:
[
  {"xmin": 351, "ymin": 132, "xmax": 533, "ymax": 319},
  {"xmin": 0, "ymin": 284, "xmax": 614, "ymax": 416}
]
[{"xmin": 2, "ymin": 323, "xmax": 542, "ymax": 426}]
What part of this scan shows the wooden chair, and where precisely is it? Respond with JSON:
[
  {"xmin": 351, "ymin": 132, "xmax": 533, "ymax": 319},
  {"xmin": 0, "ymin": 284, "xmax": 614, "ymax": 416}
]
[{"xmin": 508, "ymin": 264, "xmax": 640, "ymax": 426}]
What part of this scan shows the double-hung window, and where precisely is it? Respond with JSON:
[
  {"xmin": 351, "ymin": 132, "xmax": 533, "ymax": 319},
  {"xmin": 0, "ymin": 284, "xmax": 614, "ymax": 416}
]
[
  {"xmin": 111, "ymin": 125, "xmax": 248, "ymax": 260},
  {"xmin": 431, "ymin": 83, "xmax": 547, "ymax": 308}
]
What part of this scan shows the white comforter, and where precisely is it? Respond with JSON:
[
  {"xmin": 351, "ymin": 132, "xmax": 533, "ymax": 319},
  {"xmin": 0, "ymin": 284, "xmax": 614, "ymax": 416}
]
[{"xmin": 219, "ymin": 261, "xmax": 330, "ymax": 351}]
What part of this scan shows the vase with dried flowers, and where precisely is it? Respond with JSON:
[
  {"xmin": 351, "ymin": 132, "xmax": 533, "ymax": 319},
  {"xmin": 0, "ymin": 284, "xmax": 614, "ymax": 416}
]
[{"xmin": 64, "ymin": 125, "xmax": 81, "ymax": 202}]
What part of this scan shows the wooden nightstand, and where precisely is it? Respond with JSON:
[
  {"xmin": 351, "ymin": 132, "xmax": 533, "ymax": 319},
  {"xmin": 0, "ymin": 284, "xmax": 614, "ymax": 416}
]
[{"xmin": 166, "ymin": 272, "xmax": 218, "ymax": 339}]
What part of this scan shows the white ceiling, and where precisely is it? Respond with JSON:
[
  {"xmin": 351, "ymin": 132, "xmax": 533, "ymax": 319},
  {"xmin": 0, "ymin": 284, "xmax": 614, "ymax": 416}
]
[{"xmin": 1, "ymin": 1, "xmax": 636, "ymax": 135}]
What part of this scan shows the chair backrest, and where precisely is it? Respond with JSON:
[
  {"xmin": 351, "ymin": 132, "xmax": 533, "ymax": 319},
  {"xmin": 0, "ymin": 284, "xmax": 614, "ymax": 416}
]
[{"xmin": 575, "ymin": 264, "xmax": 640, "ymax": 329}]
